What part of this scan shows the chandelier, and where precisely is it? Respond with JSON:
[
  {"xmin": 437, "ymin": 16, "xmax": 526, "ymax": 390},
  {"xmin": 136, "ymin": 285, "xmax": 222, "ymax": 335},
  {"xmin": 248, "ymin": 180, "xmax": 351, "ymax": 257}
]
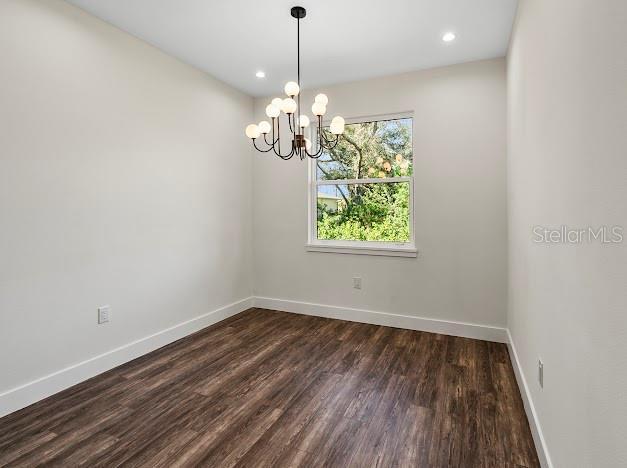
[{"xmin": 244, "ymin": 6, "xmax": 345, "ymax": 160}]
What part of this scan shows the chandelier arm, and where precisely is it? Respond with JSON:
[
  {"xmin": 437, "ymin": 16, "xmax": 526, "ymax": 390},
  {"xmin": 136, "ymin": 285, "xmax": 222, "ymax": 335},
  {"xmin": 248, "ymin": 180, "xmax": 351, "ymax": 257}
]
[
  {"xmin": 265, "ymin": 118, "xmax": 279, "ymax": 146},
  {"xmin": 263, "ymin": 132, "xmax": 278, "ymax": 146},
  {"xmin": 320, "ymin": 131, "xmax": 333, "ymax": 144},
  {"xmin": 306, "ymin": 131, "xmax": 339, "ymax": 159},
  {"xmin": 277, "ymin": 116, "xmax": 282, "ymax": 154},
  {"xmin": 322, "ymin": 131, "xmax": 342, "ymax": 148},
  {"xmin": 316, "ymin": 116, "xmax": 334, "ymax": 145},
  {"xmin": 320, "ymin": 132, "xmax": 339, "ymax": 146},
  {"xmin": 276, "ymin": 145, "xmax": 296, "ymax": 160},
  {"xmin": 319, "ymin": 125, "xmax": 336, "ymax": 145},
  {"xmin": 304, "ymin": 146, "xmax": 325, "ymax": 159},
  {"xmin": 285, "ymin": 113, "xmax": 292, "ymax": 133},
  {"xmin": 271, "ymin": 137, "xmax": 296, "ymax": 160},
  {"xmin": 327, "ymin": 134, "xmax": 341, "ymax": 150},
  {"xmin": 272, "ymin": 146, "xmax": 293, "ymax": 160},
  {"xmin": 304, "ymin": 138, "xmax": 326, "ymax": 159},
  {"xmin": 272, "ymin": 118, "xmax": 281, "ymax": 152},
  {"xmin": 252, "ymin": 139, "xmax": 275, "ymax": 153},
  {"xmin": 284, "ymin": 142, "xmax": 297, "ymax": 160}
]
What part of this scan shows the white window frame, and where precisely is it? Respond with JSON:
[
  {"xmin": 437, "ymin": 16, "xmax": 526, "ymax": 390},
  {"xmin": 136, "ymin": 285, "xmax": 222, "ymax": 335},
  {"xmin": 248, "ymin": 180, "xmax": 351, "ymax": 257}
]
[{"xmin": 306, "ymin": 112, "xmax": 417, "ymax": 258}]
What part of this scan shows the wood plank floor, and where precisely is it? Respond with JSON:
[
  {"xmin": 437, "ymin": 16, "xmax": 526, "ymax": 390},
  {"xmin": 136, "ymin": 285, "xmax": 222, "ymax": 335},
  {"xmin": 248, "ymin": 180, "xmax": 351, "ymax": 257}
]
[{"xmin": 0, "ymin": 308, "xmax": 539, "ymax": 467}]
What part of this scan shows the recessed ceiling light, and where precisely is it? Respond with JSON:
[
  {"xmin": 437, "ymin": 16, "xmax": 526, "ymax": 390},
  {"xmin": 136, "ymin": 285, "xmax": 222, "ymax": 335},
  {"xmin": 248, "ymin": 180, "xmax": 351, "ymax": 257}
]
[
  {"xmin": 442, "ymin": 32, "xmax": 456, "ymax": 42},
  {"xmin": 255, "ymin": 71, "xmax": 266, "ymax": 78}
]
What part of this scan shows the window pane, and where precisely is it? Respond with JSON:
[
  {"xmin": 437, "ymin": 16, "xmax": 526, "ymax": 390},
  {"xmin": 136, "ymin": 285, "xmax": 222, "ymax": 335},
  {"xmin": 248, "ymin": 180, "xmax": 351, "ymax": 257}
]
[
  {"xmin": 317, "ymin": 182, "xmax": 410, "ymax": 242},
  {"xmin": 317, "ymin": 118, "xmax": 412, "ymax": 181}
]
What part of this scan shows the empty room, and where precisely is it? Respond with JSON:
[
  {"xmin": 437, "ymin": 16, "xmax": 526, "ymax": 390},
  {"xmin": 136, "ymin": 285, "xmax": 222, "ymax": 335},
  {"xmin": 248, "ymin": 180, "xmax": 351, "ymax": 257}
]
[{"xmin": 0, "ymin": 0, "xmax": 625, "ymax": 466}]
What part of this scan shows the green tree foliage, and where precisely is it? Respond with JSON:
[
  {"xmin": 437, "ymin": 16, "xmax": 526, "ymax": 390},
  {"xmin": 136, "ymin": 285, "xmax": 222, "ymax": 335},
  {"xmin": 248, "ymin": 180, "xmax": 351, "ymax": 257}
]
[{"xmin": 316, "ymin": 119, "xmax": 412, "ymax": 242}]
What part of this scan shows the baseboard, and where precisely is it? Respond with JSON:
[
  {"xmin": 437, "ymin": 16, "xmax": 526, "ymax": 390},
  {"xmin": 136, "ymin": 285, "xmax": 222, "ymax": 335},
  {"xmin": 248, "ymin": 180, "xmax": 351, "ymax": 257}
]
[
  {"xmin": 254, "ymin": 296, "xmax": 508, "ymax": 343},
  {"xmin": 0, "ymin": 296, "xmax": 254, "ymax": 418},
  {"xmin": 507, "ymin": 329, "xmax": 553, "ymax": 468}
]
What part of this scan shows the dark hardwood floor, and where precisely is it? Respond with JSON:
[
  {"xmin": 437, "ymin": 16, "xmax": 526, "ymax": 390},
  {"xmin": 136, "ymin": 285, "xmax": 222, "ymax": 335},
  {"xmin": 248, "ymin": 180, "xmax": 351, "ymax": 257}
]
[{"xmin": 0, "ymin": 308, "xmax": 539, "ymax": 467}]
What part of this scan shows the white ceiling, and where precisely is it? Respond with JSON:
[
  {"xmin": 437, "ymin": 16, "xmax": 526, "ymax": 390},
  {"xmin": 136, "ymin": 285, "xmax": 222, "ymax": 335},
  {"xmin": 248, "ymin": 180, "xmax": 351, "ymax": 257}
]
[{"xmin": 66, "ymin": 0, "xmax": 518, "ymax": 97}]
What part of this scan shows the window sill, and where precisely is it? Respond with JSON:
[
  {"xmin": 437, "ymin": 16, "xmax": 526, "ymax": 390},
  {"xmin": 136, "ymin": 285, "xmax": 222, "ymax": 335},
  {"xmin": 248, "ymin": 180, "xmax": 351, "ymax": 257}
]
[{"xmin": 305, "ymin": 243, "xmax": 417, "ymax": 258}]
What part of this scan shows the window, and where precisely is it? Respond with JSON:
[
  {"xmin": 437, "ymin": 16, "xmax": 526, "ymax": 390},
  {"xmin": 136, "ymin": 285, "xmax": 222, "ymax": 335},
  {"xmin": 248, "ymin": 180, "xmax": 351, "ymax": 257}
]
[{"xmin": 307, "ymin": 114, "xmax": 416, "ymax": 257}]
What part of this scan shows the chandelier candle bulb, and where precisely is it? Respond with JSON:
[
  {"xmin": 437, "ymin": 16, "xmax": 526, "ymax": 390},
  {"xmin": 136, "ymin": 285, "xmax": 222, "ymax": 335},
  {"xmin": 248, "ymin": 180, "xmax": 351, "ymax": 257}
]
[
  {"xmin": 281, "ymin": 98, "xmax": 297, "ymax": 114},
  {"xmin": 330, "ymin": 123, "xmax": 344, "ymax": 135},
  {"xmin": 314, "ymin": 93, "xmax": 329, "ymax": 106},
  {"xmin": 271, "ymin": 97, "xmax": 283, "ymax": 108},
  {"xmin": 312, "ymin": 102, "xmax": 326, "ymax": 116},
  {"xmin": 298, "ymin": 115, "xmax": 310, "ymax": 128},
  {"xmin": 331, "ymin": 116, "xmax": 345, "ymax": 127},
  {"xmin": 265, "ymin": 104, "xmax": 280, "ymax": 118},
  {"xmin": 258, "ymin": 121, "xmax": 271, "ymax": 134},
  {"xmin": 330, "ymin": 116, "xmax": 345, "ymax": 134},
  {"xmin": 284, "ymin": 81, "xmax": 300, "ymax": 97},
  {"xmin": 245, "ymin": 124, "xmax": 260, "ymax": 139}
]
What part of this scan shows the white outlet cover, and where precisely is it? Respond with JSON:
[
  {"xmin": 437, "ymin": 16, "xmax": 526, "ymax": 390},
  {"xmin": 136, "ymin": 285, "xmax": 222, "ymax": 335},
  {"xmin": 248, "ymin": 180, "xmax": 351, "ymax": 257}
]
[{"xmin": 98, "ymin": 306, "xmax": 110, "ymax": 324}]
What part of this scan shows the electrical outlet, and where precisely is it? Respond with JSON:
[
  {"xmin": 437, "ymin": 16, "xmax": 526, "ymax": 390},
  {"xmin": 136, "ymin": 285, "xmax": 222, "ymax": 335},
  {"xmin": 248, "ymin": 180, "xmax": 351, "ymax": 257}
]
[
  {"xmin": 98, "ymin": 305, "xmax": 110, "ymax": 324},
  {"xmin": 538, "ymin": 359, "xmax": 544, "ymax": 388},
  {"xmin": 353, "ymin": 277, "xmax": 362, "ymax": 289}
]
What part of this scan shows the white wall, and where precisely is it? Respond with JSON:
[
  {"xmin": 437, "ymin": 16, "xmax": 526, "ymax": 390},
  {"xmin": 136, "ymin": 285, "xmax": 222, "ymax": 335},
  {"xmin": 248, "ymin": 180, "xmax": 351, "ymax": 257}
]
[
  {"xmin": 253, "ymin": 59, "xmax": 507, "ymax": 328},
  {"xmin": 507, "ymin": 0, "xmax": 627, "ymax": 466},
  {"xmin": 0, "ymin": 0, "xmax": 253, "ymax": 399}
]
